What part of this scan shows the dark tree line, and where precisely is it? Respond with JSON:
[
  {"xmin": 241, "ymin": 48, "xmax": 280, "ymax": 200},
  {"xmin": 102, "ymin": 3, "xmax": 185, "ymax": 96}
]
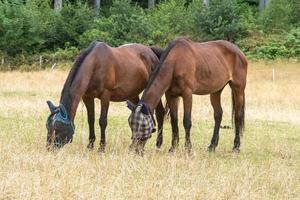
[
  {"xmin": 52, "ymin": 0, "xmax": 271, "ymax": 10},
  {"xmin": 0, "ymin": 0, "xmax": 299, "ymax": 67}
]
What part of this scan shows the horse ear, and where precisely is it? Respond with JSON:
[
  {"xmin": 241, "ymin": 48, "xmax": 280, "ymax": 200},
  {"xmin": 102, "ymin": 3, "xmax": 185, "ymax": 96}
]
[
  {"xmin": 47, "ymin": 101, "xmax": 56, "ymax": 114},
  {"xmin": 126, "ymin": 100, "xmax": 136, "ymax": 111}
]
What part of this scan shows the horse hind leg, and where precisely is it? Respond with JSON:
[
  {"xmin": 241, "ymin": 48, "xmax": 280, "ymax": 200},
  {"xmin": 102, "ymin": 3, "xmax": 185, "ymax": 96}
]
[
  {"xmin": 182, "ymin": 91, "xmax": 193, "ymax": 154},
  {"xmin": 208, "ymin": 89, "xmax": 223, "ymax": 152},
  {"xmin": 166, "ymin": 93, "xmax": 179, "ymax": 153},
  {"xmin": 155, "ymin": 100, "xmax": 165, "ymax": 149},
  {"xmin": 230, "ymin": 83, "xmax": 245, "ymax": 152},
  {"xmin": 82, "ymin": 96, "xmax": 95, "ymax": 150},
  {"xmin": 98, "ymin": 94, "xmax": 110, "ymax": 153}
]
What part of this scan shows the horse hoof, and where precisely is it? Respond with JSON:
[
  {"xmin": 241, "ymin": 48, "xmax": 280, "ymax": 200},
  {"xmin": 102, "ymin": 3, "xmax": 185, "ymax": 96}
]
[
  {"xmin": 232, "ymin": 147, "xmax": 240, "ymax": 153},
  {"xmin": 168, "ymin": 147, "xmax": 176, "ymax": 154},
  {"xmin": 185, "ymin": 148, "xmax": 192, "ymax": 156},
  {"xmin": 135, "ymin": 149, "xmax": 144, "ymax": 156},
  {"xmin": 156, "ymin": 143, "xmax": 162, "ymax": 149},
  {"xmin": 156, "ymin": 139, "xmax": 163, "ymax": 149},
  {"xmin": 207, "ymin": 145, "xmax": 216, "ymax": 152},
  {"xmin": 87, "ymin": 143, "xmax": 94, "ymax": 150},
  {"xmin": 98, "ymin": 146, "xmax": 106, "ymax": 153}
]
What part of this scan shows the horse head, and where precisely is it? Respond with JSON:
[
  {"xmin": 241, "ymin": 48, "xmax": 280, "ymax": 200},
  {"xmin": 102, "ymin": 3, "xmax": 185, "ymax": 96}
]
[
  {"xmin": 127, "ymin": 100, "xmax": 156, "ymax": 155},
  {"xmin": 46, "ymin": 100, "xmax": 74, "ymax": 149}
]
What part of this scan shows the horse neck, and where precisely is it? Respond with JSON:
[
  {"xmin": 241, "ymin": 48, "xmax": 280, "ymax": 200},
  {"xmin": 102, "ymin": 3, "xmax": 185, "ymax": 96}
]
[
  {"xmin": 59, "ymin": 87, "xmax": 78, "ymax": 122},
  {"xmin": 142, "ymin": 63, "xmax": 174, "ymax": 111},
  {"xmin": 60, "ymin": 65, "xmax": 93, "ymax": 121}
]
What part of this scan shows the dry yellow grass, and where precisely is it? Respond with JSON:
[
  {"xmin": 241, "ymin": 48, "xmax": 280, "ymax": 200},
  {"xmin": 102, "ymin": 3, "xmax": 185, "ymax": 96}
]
[{"xmin": 0, "ymin": 60, "xmax": 300, "ymax": 199}]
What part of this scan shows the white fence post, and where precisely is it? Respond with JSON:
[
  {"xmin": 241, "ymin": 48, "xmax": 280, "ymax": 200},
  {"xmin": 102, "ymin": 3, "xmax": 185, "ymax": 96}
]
[
  {"xmin": 39, "ymin": 56, "xmax": 42, "ymax": 67},
  {"xmin": 1, "ymin": 57, "xmax": 4, "ymax": 65},
  {"xmin": 51, "ymin": 63, "xmax": 57, "ymax": 71}
]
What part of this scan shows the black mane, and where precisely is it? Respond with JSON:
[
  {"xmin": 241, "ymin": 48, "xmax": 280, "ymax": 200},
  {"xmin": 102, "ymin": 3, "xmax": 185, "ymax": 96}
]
[
  {"xmin": 150, "ymin": 46, "xmax": 164, "ymax": 60},
  {"xmin": 142, "ymin": 40, "xmax": 178, "ymax": 98}
]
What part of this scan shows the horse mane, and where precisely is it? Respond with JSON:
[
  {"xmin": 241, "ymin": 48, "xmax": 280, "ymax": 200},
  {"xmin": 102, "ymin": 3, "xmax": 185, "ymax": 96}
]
[
  {"xmin": 142, "ymin": 40, "xmax": 178, "ymax": 98},
  {"xmin": 150, "ymin": 46, "xmax": 164, "ymax": 60},
  {"xmin": 59, "ymin": 40, "xmax": 102, "ymax": 106}
]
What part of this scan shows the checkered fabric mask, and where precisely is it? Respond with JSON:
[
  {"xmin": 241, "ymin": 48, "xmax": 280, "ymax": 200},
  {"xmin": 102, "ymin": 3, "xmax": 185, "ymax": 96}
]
[{"xmin": 128, "ymin": 103, "xmax": 156, "ymax": 141}]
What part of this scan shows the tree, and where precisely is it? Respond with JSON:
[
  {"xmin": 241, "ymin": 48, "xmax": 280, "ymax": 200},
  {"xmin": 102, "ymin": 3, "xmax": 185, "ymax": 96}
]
[
  {"xmin": 54, "ymin": 0, "xmax": 62, "ymax": 11},
  {"xmin": 259, "ymin": 0, "xmax": 265, "ymax": 10},
  {"xmin": 203, "ymin": 0, "xmax": 209, "ymax": 6},
  {"xmin": 89, "ymin": 0, "xmax": 101, "ymax": 9},
  {"xmin": 148, "ymin": 0, "xmax": 155, "ymax": 8},
  {"xmin": 259, "ymin": 0, "xmax": 271, "ymax": 11}
]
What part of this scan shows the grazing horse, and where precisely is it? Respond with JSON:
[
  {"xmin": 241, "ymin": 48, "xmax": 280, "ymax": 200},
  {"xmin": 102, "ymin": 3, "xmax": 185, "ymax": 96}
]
[
  {"xmin": 46, "ymin": 40, "xmax": 165, "ymax": 152},
  {"xmin": 128, "ymin": 38, "xmax": 248, "ymax": 153}
]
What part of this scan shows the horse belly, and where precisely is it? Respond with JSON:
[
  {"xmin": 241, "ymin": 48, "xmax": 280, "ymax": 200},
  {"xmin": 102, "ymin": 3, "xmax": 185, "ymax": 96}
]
[
  {"xmin": 109, "ymin": 82, "xmax": 146, "ymax": 102},
  {"xmin": 193, "ymin": 78, "xmax": 229, "ymax": 95}
]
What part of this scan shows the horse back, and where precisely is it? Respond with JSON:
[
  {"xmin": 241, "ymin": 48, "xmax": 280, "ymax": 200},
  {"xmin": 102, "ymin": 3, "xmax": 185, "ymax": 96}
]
[
  {"xmin": 86, "ymin": 43, "xmax": 159, "ymax": 100},
  {"xmin": 164, "ymin": 38, "xmax": 248, "ymax": 95}
]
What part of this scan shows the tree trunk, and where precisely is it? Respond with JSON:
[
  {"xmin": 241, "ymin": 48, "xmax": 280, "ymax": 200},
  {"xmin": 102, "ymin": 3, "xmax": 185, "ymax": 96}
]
[
  {"xmin": 259, "ymin": 0, "xmax": 266, "ymax": 11},
  {"xmin": 89, "ymin": 0, "xmax": 101, "ymax": 10},
  {"xmin": 54, "ymin": 0, "xmax": 62, "ymax": 11},
  {"xmin": 259, "ymin": 0, "xmax": 271, "ymax": 11},
  {"xmin": 148, "ymin": 0, "xmax": 155, "ymax": 8},
  {"xmin": 203, "ymin": 0, "xmax": 209, "ymax": 6}
]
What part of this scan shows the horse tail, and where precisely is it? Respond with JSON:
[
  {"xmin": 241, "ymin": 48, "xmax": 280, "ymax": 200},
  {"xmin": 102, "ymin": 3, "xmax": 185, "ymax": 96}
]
[{"xmin": 150, "ymin": 46, "xmax": 164, "ymax": 60}]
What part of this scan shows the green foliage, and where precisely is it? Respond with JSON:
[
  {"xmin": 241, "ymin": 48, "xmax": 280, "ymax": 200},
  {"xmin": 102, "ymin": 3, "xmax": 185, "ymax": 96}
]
[
  {"xmin": 193, "ymin": 0, "xmax": 254, "ymax": 42},
  {"xmin": 247, "ymin": 28, "xmax": 300, "ymax": 60},
  {"xmin": 259, "ymin": 0, "xmax": 293, "ymax": 32},
  {"xmin": 289, "ymin": 0, "xmax": 300, "ymax": 26},
  {"xmin": 0, "ymin": 0, "xmax": 47, "ymax": 55},
  {"xmin": 80, "ymin": 0, "xmax": 152, "ymax": 47},
  {"xmin": 0, "ymin": 0, "xmax": 300, "ymax": 69},
  {"xmin": 146, "ymin": 0, "xmax": 193, "ymax": 46}
]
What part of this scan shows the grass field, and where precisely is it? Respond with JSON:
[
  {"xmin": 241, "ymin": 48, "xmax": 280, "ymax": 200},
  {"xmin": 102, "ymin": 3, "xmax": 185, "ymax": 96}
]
[{"xmin": 0, "ymin": 61, "xmax": 300, "ymax": 199}]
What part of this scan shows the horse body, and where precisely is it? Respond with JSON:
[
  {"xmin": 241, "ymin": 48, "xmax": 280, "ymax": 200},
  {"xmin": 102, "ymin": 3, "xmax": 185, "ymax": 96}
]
[
  {"xmin": 78, "ymin": 43, "xmax": 156, "ymax": 101},
  {"xmin": 46, "ymin": 41, "xmax": 165, "ymax": 151},
  {"xmin": 130, "ymin": 38, "xmax": 247, "ymax": 153}
]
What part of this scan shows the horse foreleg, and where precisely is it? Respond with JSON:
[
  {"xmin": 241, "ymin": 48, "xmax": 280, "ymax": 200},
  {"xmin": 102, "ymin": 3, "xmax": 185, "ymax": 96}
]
[
  {"xmin": 208, "ymin": 90, "xmax": 223, "ymax": 152},
  {"xmin": 82, "ymin": 96, "xmax": 95, "ymax": 149},
  {"xmin": 166, "ymin": 93, "xmax": 179, "ymax": 153},
  {"xmin": 155, "ymin": 100, "xmax": 165, "ymax": 149},
  {"xmin": 99, "ymin": 95, "xmax": 110, "ymax": 153},
  {"xmin": 182, "ymin": 91, "xmax": 192, "ymax": 154}
]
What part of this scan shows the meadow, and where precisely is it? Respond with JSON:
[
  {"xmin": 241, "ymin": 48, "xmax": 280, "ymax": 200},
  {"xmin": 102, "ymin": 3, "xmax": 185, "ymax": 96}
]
[{"xmin": 0, "ymin": 61, "xmax": 300, "ymax": 199}]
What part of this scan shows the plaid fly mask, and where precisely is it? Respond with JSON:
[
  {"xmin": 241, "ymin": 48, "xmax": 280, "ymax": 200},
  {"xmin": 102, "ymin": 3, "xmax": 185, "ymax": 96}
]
[{"xmin": 127, "ymin": 101, "xmax": 156, "ymax": 141}]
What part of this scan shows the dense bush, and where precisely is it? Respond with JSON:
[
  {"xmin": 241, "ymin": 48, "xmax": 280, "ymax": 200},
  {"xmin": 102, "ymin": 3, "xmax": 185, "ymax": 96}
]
[
  {"xmin": 259, "ymin": 0, "xmax": 293, "ymax": 32},
  {"xmin": 0, "ymin": 0, "xmax": 299, "ymax": 69},
  {"xmin": 247, "ymin": 28, "xmax": 300, "ymax": 60},
  {"xmin": 146, "ymin": 0, "xmax": 193, "ymax": 46},
  {"xmin": 80, "ymin": 0, "xmax": 152, "ymax": 47},
  {"xmin": 0, "ymin": 0, "xmax": 46, "ymax": 56},
  {"xmin": 193, "ymin": 0, "xmax": 255, "ymax": 42}
]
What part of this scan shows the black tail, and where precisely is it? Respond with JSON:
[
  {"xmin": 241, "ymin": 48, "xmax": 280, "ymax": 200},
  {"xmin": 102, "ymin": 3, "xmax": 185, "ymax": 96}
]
[
  {"xmin": 231, "ymin": 91, "xmax": 245, "ymax": 135},
  {"xmin": 150, "ymin": 46, "xmax": 164, "ymax": 60}
]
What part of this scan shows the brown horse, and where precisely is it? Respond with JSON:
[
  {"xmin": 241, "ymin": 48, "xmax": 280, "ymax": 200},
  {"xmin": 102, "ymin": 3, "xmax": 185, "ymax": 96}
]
[
  {"xmin": 128, "ymin": 38, "xmax": 248, "ymax": 153},
  {"xmin": 46, "ymin": 40, "xmax": 165, "ymax": 152}
]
